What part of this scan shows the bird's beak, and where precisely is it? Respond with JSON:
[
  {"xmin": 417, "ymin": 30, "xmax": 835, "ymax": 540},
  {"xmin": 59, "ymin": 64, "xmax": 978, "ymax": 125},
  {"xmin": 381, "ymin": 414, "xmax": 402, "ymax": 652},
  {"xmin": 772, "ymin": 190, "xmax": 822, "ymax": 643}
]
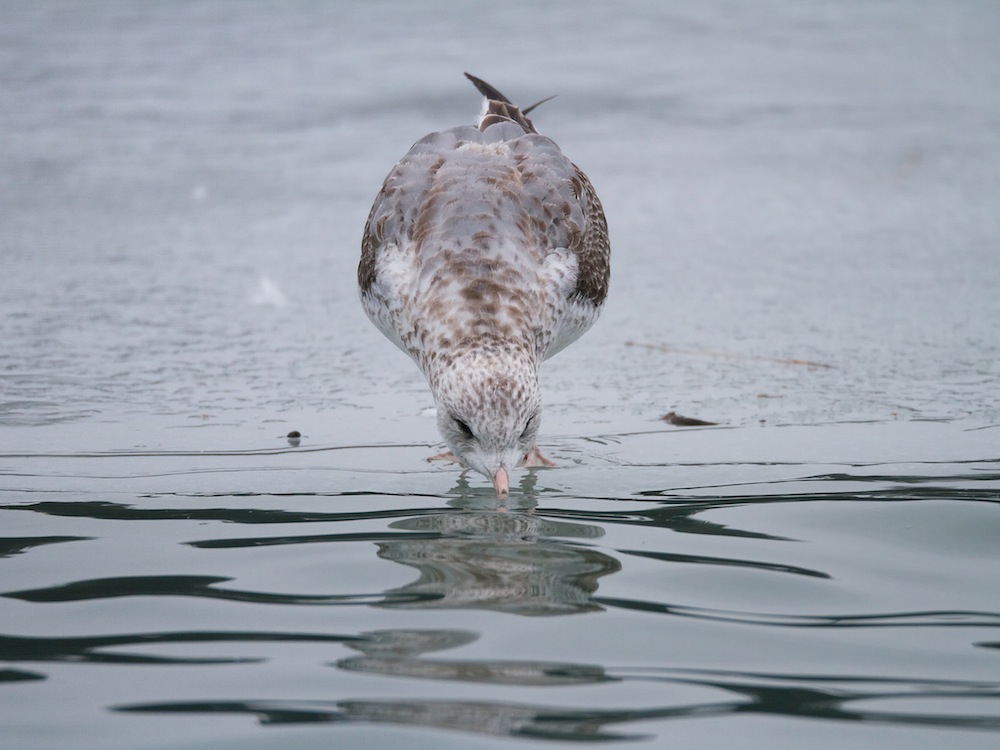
[{"xmin": 492, "ymin": 466, "xmax": 510, "ymax": 497}]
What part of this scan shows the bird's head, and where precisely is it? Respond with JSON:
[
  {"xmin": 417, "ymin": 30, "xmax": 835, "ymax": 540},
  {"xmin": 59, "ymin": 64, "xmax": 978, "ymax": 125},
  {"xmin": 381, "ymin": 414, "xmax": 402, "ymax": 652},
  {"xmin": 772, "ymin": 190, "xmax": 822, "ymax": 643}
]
[{"xmin": 433, "ymin": 352, "xmax": 541, "ymax": 497}]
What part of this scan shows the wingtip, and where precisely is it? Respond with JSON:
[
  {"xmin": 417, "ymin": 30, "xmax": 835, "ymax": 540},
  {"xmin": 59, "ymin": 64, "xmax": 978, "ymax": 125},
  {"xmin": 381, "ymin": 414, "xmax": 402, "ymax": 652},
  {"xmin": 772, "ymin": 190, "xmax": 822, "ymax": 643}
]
[{"xmin": 464, "ymin": 72, "xmax": 512, "ymax": 104}]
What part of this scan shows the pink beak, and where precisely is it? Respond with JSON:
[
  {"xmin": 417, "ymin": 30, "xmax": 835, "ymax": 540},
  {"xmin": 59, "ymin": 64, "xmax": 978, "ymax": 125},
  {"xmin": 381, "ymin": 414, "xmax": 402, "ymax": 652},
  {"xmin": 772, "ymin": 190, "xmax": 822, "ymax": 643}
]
[{"xmin": 492, "ymin": 466, "xmax": 510, "ymax": 497}]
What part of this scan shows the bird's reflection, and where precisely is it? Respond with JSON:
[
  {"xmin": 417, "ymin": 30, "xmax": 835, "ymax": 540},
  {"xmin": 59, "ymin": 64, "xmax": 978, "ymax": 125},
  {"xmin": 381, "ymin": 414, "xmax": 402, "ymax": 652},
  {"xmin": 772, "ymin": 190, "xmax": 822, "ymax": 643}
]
[
  {"xmin": 337, "ymin": 628, "xmax": 614, "ymax": 687},
  {"xmin": 374, "ymin": 471, "xmax": 620, "ymax": 616}
]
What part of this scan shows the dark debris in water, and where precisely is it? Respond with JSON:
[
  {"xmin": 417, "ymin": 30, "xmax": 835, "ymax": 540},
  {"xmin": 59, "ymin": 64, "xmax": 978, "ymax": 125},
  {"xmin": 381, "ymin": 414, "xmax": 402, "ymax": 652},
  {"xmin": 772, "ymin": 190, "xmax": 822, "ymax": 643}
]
[{"xmin": 661, "ymin": 411, "xmax": 718, "ymax": 427}]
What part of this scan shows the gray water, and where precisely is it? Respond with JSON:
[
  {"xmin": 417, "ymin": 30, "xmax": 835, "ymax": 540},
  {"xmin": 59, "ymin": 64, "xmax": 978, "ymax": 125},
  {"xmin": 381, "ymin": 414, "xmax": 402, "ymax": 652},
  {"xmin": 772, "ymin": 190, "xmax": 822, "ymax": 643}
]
[{"xmin": 2, "ymin": 2, "xmax": 999, "ymax": 748}]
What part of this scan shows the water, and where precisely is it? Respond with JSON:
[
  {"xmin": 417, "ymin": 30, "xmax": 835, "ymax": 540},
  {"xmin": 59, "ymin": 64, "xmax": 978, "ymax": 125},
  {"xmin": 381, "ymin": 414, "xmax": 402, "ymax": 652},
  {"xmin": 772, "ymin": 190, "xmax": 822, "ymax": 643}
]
[{"xmin": 2, "ymin": 2, "xmax": 999, "ymax": 748}]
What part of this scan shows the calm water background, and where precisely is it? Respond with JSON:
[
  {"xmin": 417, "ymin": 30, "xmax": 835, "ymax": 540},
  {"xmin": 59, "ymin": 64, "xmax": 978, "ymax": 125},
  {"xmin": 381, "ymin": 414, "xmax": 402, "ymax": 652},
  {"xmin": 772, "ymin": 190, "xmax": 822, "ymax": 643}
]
[{"xmin": 2, "ymin": 2, "xmax": 999, "ymax": 748}]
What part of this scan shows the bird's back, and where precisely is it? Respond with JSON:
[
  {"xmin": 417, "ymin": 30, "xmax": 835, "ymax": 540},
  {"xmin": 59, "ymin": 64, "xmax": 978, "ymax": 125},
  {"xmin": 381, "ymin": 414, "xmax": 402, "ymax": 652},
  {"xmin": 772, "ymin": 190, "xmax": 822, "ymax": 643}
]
[{"xmin": 359, "ymin": 88, "xmax": 609, "ymax": 375}]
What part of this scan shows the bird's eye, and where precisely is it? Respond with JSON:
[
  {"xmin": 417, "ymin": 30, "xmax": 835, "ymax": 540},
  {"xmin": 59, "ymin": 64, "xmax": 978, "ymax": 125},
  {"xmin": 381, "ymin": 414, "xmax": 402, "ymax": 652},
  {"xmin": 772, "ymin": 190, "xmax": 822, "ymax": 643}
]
[{"xmin": 454, "ymin": 418, "xmax": 474, "ymax": 439}]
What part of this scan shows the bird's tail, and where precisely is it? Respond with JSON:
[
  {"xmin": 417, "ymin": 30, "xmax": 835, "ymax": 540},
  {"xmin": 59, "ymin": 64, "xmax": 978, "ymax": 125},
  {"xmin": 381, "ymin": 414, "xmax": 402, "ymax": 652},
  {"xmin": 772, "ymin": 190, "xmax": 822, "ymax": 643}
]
[{"xmin": 464, "ymin": 72, "xmax": 556, "ymax": 134}]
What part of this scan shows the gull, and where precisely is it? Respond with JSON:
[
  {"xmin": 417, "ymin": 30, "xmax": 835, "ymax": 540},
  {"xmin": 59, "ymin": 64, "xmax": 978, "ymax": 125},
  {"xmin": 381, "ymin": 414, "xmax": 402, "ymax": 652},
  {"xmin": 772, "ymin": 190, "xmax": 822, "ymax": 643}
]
[{"xmin": 359, "ymin": 73, "xmax": 610, "ymax": 496}]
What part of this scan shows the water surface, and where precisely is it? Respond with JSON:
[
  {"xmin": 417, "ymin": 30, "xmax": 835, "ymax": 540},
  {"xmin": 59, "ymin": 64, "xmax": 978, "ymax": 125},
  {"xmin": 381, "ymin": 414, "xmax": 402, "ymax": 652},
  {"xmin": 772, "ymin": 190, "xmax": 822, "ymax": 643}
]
[{"xmin": 2, "ymin": 2, "xmax": 999, "ymax": 748}]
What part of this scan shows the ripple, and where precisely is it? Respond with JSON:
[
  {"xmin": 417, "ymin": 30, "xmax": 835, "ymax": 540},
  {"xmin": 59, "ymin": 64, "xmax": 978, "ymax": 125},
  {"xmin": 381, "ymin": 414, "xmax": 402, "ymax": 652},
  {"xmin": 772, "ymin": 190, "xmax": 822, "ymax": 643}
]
[
  {"xmin": 0, "ymin": 630, "xmax": 361, "ymax": 665},
  {"xmin": 592, "ymin": 597, "xmax": 1000, "ymax": 629},
  {"xmin": 0, "ymin": 535, "xmax": 91, "ymax": 558},
  {"xmin": 113, "ymin": 672, "xmax": 1000, "ymax": 740},
  {"xmin": 3, "ymin": 575, "xmax": 441, "ymax": 607}
]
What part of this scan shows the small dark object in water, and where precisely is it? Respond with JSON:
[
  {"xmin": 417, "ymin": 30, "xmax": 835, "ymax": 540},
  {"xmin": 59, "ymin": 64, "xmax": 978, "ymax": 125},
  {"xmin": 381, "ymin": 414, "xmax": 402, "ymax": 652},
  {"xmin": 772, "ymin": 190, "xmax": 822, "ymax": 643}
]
[
  {"xmin": 286, "ymin": 430, "xmax": 302, "ymax": 447},
  {"xmin": 287, "ymin": 430, "xmax": 301, "ymax": 438},
  {"xmin": 661, "ymin": 411, "xmax": 717, "ymax": 427}
]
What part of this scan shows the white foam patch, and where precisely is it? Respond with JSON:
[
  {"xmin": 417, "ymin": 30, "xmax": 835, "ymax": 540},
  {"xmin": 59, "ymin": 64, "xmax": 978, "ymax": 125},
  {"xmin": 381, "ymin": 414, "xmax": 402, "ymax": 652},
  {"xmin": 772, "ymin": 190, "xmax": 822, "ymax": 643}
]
[{"xmin": 249, "ymin": 276, "xmax": 287, "ymax": 309}]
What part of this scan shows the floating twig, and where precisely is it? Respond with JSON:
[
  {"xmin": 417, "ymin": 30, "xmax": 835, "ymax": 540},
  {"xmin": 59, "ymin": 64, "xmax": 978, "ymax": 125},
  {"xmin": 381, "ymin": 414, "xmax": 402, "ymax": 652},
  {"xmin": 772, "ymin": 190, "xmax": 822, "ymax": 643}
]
[{"xmin": 661, "ymin": 411, "xmax": 718, "ymax": 427}]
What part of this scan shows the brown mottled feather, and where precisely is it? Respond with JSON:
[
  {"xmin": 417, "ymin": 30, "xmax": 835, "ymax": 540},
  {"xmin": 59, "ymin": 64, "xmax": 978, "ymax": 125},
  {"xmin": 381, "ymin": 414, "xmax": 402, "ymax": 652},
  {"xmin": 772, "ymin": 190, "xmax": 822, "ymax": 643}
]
[
  {"xmin": 569, "ymin": 169, "xmax": 610, "ymax": 305},
  {"xmin": 358, "ymin": 200, "xmax": 380, "ymax": 293},
  {"xmin": 361, "ymin": 78, "xmax": 608, "ymax": 309}
]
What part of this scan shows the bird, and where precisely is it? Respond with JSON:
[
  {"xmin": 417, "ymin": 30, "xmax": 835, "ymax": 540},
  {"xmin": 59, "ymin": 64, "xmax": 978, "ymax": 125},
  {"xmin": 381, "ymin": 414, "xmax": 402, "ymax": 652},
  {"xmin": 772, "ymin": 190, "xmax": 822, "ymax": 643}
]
[{"xmin": 358, "ymin": 73, "xmax": 610, "ymax": 497}]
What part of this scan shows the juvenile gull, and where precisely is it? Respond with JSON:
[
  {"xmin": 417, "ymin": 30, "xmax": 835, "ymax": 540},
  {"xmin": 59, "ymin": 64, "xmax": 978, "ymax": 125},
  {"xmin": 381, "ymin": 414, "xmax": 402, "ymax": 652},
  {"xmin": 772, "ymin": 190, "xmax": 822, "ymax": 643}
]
[{"xmin": 359, "ymin": 73, "xmax": 610, "ymax": 496}]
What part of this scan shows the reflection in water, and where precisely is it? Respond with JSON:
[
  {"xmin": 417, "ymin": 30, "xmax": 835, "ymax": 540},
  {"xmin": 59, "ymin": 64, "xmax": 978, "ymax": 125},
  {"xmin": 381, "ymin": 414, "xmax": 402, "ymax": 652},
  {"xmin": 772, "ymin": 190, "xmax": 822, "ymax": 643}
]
[
  {"xmin": 337, "ymin": 628, "xmax": 615, "ymax": 687},
  {"xmin": 116, "ymin": 697, "xmax": 651, "ymax": 741},
  {"xmin": 375, "ymin": 489, "xmax": 620, "ymax": 616},
  {"xmin": 7, "ymin": 476, "xmax": 1000, "ymax": 743},
  {"xmin": 115, "ymin": 662, "xmax": 1000, "ymax": 739}
]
